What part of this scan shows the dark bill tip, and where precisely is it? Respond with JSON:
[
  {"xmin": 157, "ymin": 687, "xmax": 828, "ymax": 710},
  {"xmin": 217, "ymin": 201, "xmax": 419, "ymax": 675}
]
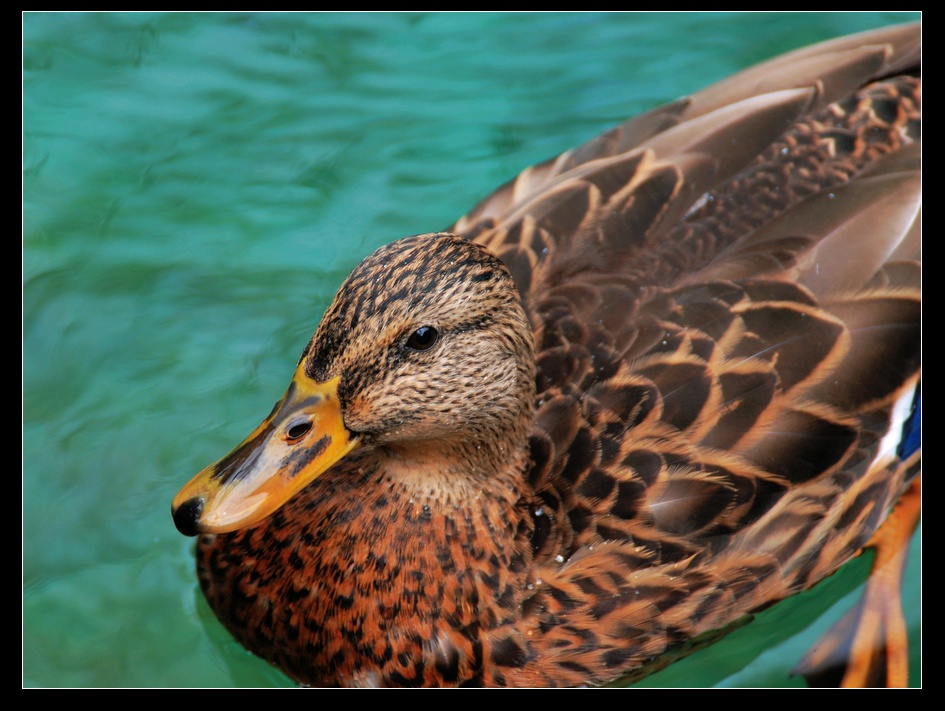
[{"xmin": 172, "ymin": 496, "xmax": 205, "ymax": 537}]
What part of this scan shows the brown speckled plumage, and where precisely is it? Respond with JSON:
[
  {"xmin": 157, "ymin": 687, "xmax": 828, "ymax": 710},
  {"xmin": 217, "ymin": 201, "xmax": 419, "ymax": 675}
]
[{"xmin": 175, "ymin": 24, "xmax": 921, "ymax": 687}]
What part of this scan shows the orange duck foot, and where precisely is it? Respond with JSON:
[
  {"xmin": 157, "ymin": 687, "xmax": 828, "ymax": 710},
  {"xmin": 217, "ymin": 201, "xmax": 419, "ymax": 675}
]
[{"xmin": 794, "ymin": 476, "xmax": 921, "ymax": 687}]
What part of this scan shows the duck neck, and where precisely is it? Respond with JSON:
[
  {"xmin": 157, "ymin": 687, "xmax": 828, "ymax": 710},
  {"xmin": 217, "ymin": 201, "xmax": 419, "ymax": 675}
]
[{"xmin": 376, "ymin": 429, "xmax": 529, "ymax": 497}]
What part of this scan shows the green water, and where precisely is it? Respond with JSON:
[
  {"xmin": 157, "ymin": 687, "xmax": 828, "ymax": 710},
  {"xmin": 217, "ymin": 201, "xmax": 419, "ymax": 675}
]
[{"xmin": 24, "ymin": 12, "xmax": 921, "ymax": 687}]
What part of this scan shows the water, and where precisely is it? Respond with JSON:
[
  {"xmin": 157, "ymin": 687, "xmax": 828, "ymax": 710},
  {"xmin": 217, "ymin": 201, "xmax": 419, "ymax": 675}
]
[{"xmin": 23, "ymin": 12, "xmax": 921, "ymax": 687}]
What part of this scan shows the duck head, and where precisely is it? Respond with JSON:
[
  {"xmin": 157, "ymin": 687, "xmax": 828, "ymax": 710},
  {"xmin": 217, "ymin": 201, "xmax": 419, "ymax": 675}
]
[{"xmin": 172, "ymin": 233, "xmax": 536, "ymax": 535}]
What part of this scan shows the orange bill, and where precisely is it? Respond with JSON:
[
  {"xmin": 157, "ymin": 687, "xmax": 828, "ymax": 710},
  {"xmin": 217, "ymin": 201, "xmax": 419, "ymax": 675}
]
[{"xmin": 171, "ymin": 369, "xmax": 360, "ymax": 536}]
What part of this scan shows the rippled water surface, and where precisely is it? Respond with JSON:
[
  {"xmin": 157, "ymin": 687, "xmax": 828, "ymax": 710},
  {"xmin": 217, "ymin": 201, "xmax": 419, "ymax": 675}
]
[{"xmin": 24, "ymin": 12, "xmax": 921, "ymax": 687}]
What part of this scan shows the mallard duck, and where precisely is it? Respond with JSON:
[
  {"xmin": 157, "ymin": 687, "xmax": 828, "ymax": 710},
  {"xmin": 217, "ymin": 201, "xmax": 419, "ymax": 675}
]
[{"xmin": 172, "ymin": 23, "xmax": 921, "ymax": 687}]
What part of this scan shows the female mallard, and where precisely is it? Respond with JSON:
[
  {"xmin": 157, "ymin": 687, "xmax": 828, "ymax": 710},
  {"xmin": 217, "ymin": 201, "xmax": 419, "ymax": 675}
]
[{"xmin": 172, "ymin": 23, "xmax": 921, "ymax": 687}]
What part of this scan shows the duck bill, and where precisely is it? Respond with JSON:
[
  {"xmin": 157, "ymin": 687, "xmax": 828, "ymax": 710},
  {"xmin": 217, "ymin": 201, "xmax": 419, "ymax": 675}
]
[{"xmin": 171, "ymin": 369, "xmax": 359, "ymax": 536}]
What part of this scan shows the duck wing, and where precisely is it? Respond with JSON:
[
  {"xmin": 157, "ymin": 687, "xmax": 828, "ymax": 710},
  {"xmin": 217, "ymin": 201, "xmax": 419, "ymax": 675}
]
[{"xmin": 451, "ymin": 23, "xmax": 921, "ymax": 686}]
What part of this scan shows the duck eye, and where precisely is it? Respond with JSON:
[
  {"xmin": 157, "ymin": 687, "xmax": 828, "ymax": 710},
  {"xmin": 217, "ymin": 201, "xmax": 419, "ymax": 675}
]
[{"xmin": 406, "ymin": 326, "xmax": 439, "ymax": 351}]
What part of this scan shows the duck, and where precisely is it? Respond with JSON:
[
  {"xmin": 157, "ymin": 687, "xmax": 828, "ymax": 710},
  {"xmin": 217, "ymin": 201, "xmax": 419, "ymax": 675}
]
[{"xmin": 172, "ymin": 23, "xmax": 921, "ymax": 687}]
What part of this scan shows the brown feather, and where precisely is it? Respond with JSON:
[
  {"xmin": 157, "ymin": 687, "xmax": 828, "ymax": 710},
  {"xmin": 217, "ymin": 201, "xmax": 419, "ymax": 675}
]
[{"xmin": 176, "ymin": 23, "xmax": 921, "ymax": 687}]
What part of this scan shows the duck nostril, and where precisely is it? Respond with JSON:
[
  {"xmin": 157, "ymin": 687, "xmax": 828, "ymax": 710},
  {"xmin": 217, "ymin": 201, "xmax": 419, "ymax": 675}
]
[{"xmin": 286, "ymin": 420, "xmax": 312, "ymax": 442}]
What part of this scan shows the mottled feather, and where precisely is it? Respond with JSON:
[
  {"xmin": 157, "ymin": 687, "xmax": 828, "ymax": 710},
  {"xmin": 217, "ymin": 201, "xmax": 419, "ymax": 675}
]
[{"xmin": 176, "ymin": 23, "xmax": 920, "ymax": 687}]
